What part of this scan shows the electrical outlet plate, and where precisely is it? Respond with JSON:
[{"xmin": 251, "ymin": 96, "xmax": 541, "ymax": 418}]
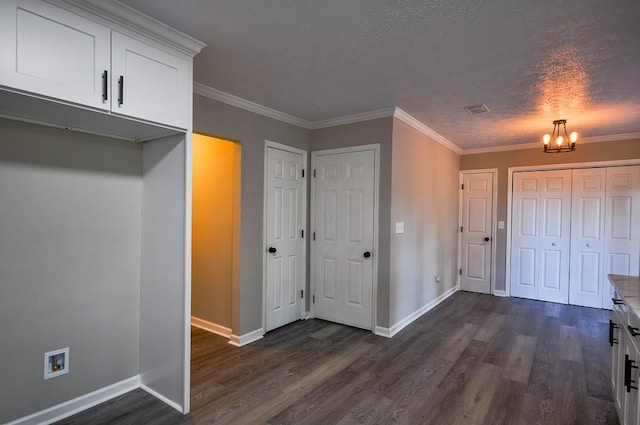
[{"xmin": 44, "ymin": 347, "xmax": 69, "ymax": 380}]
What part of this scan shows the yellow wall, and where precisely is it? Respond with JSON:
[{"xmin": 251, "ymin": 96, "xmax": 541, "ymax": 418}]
[
  {"xmin": 460, "ymin": 137, "xmax": 640, "ymax": 292},
  {"xmin": 192, "ymin": 134, "xmax": 241, "ymax": 328}
]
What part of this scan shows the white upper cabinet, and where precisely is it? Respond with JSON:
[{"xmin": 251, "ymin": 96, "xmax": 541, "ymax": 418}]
[
  {"xmin": 111, "ymin": 32, "xmax": 189, "ymax": 129},
  {"xmin": 0, "ymin": 0, "xmax": 199, "ymax": 132},
  {"xmin": 0, "ymin": 0, "xmax": 111, "ymax": 110}
]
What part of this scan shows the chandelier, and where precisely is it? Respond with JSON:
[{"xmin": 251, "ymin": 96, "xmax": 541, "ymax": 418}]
[{"xmin": 543, "ymin": 119, "xmax": 577, "ymax": 153}]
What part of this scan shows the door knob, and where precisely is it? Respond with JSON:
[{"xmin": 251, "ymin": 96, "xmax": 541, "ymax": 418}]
[
  {"xmin": 268, "ymin": 247, "xmax": 276, "ymax": 254},
  {"xmin": 586, "ymin": 243, "xmax": 591, "ymax": 248},
  {"xmin": 363, "ymin": 251, "xmax": 371, "ymax": 258},
  {"xmin": 484, "ymin": 237, "xmax": 490, "ymax": 242},
  {"xmin": 551, "ymin": 243, "xmax": 556, "ymax": 247}
]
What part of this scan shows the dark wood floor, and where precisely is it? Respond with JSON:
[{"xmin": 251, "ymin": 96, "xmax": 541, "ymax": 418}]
[{"xmin": 56, "ymin": 291, "xmax": 617, "ymax": 424}]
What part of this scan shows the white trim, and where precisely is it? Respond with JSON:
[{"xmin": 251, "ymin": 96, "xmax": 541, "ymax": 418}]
[
  {"xmin": 310, "ymin": 144, "xmax": 380, "ymax": 332},
  {"xmin": 458, "ymin": 169, "xmax": 499, "ymax": 296},
  {"xmin": 191, "ymin": 82, "xmax": 640, "ymax": 154},
  {"xmin": 182, "ymin": 77, "xmax": 195, "ymax": 414},
  {"xmin": 262, "ymin": 141, "xmax": 308, "ymax": 334},
  {"xmin": 140, "ymin": 383, "xmax": 183, "ymax": 413},
  {"xmin": 191, "ymin": 316, "xmax": 232, "ymax": 338},
  {"xmin": 393, "ymin": 107, "xmax": 463, "ymax": 154},
  {"xmin": 493, "ymin": 290, "xmax": 507, "ymax": 297},
  {"xmin": 60, "ymin": 0, "xmax": 206, "ymax": 56},
  {"xmin": 461, "ymin": 132, "xmax": 640, "ymax": 155},
  {"xmin": 505, "ymin": 158, "xmax": 640, "ymax": 299},
  {"xmin": 228, "ymin": 329, "xmax": 264, "ymax": 347},
  {"xmin": 5, "ymin": 376, "xmax": 140, "ymax": 425},
  {"xmin": 310, "ymin": 107, "xmax": 396, "ymax": 129},
  {"xmin": 194, "ymin": 83, "xmax": 312, "ymax": 129},
  {"xmin": 375, "ymin": 285, "xmax": 459, "ymax": 338}
]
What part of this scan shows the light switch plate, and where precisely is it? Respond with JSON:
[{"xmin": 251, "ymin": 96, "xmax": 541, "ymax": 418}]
[
  {"xmin": 498, "ymin": 221, "xmax": 505, "ymax": 230},
  {"xmin": 395, "ymin": 222, "xmax": 404, "ymax": 234}
]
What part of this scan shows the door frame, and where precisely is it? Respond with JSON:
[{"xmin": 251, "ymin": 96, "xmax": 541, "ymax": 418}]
[
  {"xmin": 310, "ymin": 144, "xmax": 380, "ymax": 332},
  {"xmin": 262, "ymin": 140, "xmax": 308, "ymax": 334},
  {"xmin": 458, "ymin": 168, "xmax": 498, "ymax": 295},
  {"xmin": 505, "ymin": 158, "xmax": 640, "ymax": 298}
]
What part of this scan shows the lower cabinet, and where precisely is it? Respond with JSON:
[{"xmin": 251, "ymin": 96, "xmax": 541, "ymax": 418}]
[{"xmin": 612, "ymin": 290, "xmax": 640, "ymax": 425}]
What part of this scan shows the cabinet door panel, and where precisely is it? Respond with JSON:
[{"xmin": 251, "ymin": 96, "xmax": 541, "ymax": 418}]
[
  {"xmin": 0, "ymin": 0, "xmax": 110, "ymax": 110},
  {"xmin": 111, "ymin": 32, "xmax": 189, "ymax": 129}
]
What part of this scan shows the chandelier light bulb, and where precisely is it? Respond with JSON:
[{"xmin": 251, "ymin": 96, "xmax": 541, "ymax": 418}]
[
  {"xmin": 543, "ymin": 134, "xmax": 551, "ymax": 145},
  {"xmin": 570, "ymin": 131, "xmax": 578, "ymax": 143},
  {"xmin": 556, "ymin": 135, "xmax": 563, "ymax": 146}
]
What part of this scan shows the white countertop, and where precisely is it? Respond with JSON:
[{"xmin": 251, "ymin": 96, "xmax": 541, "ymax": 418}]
[{"xmin": 609, "ymin": 274, "xmax": 640, "ymax": 314}]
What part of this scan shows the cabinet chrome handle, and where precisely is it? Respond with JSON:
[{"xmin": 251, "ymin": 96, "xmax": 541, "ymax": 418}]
[
  {"xmin": 610, "ymin": 320, "xmax": 619, "ymax": 346},
  {"xmin": 612, "ymin": 298, "xmax": 624, "ymax": 305},
  {"xmin": 102, "ymin": 70, "xmax": 108, "ymax": 101},
  {"xmin": 629, "ymin": 325, "xmax": 640, "ymax": 337},
  {"xmin": 118, "ymin": 75, "xmax": 124, "ymax": 106}
]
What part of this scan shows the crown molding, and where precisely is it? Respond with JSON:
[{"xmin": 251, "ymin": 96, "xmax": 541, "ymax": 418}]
[
  {"xmin": 61, "ymin": 0, "xmax": 206, "ymax": 56},
  {"xmin": 192, "ymin": 83, "xmax": 640, "ymax": 153},
  {"xmin": 392, "ymin": 107, "xmax": 463, "ymax": 154},
  {"xmin": 461, "ymin": 131, "xmax": 640, "ymax": 155},
  {"xmin": 193, "ymin": 82, "xmax": 313, "ymax": 129},
  {"xmin": 310, "ymin": 107, "xmax": 396, "ymax": 129}
]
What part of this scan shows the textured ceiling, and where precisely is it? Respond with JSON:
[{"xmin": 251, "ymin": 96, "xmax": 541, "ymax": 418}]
[{"xmin": 120, "ymin": 0, "xmax": 640, "ymax": 150}]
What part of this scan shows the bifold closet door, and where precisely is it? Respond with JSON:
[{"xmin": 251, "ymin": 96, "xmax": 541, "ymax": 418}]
[
  {"xmin": 569, "ymin": 168, "xmax": 606, "ymax": 308},
  {"xmin": 602, "ymin": 165, "xmax": 640, "ymax": 309},
  {"xmin": 511, "ymin": 169, "xmax": 572, "ymax": 303}
]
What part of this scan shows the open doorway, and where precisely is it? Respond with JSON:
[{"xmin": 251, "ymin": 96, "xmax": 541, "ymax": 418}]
[{"xmin": 191, "ymin": 133, "xmax": 241, "ymax": 337}]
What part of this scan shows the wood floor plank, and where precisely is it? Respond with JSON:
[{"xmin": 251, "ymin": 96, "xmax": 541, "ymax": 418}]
[
  {"xmin": 502, "ymin": 334, "xmax": 538, "ymax": 384},
  {"xmin": 558, "ymin": 324, "xmax": 584, "ymax": 363},
  {"xmin": 482, "ymin": 379, "xmax": 527, "ymax": 425},
  {"xmin": 437, "ymin": 322, "xmax": 480, "ymax": 362},
  {"xmin": 444, "ymin": 362, "xmax": 503, "ymax": 425},
  {"xmin": 227, "ymin": 341, "xmax": 373, "ymax": 424},
  {"xmin": 474, "ymin": 312, "xmax": 506, "ymax": 342}
]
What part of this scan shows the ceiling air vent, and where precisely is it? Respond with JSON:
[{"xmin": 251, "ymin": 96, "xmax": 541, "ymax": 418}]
[{"xmin": 464, "ymin": 104, "xmax": 490, "ymax": 115}]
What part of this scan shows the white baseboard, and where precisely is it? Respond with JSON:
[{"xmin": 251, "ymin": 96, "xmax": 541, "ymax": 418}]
[
  {"xmin": 140, "ymin": 383, "xmax": 183, "ymax": 413},
  {"xmin": 375, "ymin": 285, "xmax": 459, "ymax": 338},
  {"xmin": 191, "ymin": 316, "xmax": 232, "ymax": 338},
  {"xmin": 228, "ymin": 328, "xmax": 264, "ymax": 347},
  {"xmin": 493, "ymin": 290, "xmax": 507, "ymax": 297},
  {"xmin": 6, "ymin": 376, "xmax": 140, "ymax": 425}
]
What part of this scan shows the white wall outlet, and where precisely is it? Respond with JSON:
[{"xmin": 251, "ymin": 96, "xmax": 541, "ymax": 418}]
[
  {"xmin": 44, "ymin": 347, "xmax": 69, "ymax": 380},
  {"xmin": 434, "ymin": 274, "xmax": 440, "ymax": 284},
  {"xmin": 395, "ymin": 222, "xmax": 404, "ymax": 234}
]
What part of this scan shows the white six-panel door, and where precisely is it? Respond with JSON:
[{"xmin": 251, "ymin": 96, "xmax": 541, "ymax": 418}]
[
  {"xmin": 265, "ymin": 146, "xmax": 305, "ymax": 332},
  {"xmin": 511, "ymin": 170, "xmax": 572, "ymax": 303},
  {"xmin": 569, "ymin": 168, "xmax": 606, "ymax": 308},
  {"xmin": 461, "ymin": 172, "xmax": 494, "ymax": 294},
  {"xmin": 313, "ymin": 148, "xmax": 375, "ymax": 330},
  {"xmin": 603, "ymin": 165, "xmax": 640, "ymax": 309},
  {"xmin": 511, "ymin": 165, "xmax": 640, "ymax": 308}
]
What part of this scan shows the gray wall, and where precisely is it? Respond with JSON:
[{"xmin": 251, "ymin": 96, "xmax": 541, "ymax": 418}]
[
  {"xmin": 0, "ymin": 118, "xmax": 142, "ymax": 424},
  {"xmin": 310, "ymin": 117, "xmax": 393, "ymax": 327},
  {"xmin": 460, "ymin": 137, "xmax": 640, "ymax": 292},
  {"xmin": 193, "ymin": 94, "xmax": 311, "ymax": 335},
  {"xmin": 140, "ymin": 134, "xmax": 188, "ymax": 408},
  {"xmin": 389, "ymin": 118, "xmax": 460, "ymax": 327}
]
